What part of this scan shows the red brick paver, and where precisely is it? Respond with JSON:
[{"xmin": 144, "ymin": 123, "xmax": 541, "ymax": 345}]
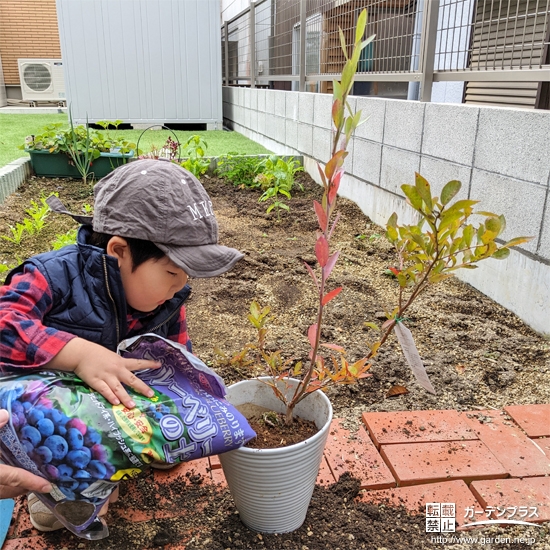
[
  {"xmin": 504, "ymin": 404, "xmax": 550, "ymax": 438},
  {"xmin": 380, "ymin": 440, "xmax": 508, "ymax": 486},
  {"xmin": 317, "ymin": 455, "xmax": 337, "ymax": 486},
  {"xmin": 464, "ymin": 410, "xmax": 550, "ymax": 478},
  {"xmin": 362, "ymin": 410, "xmax": 478, "ymax": 448},
  {"xmin": 358, "ymin": 480, "xmax": 481, "ymax": 527},
  {"xmin": 470, "ymin": 477, "xmax": 550, "ymax": 523},
  {"xmin": 533, "ymin": 437, "xmax": 550, "ymax": 458},
  {"xmin": 209, "ymin": 454, "xmax": 222, "ymax": 469},
  {"xmin": 324, "ymin": 419, "xmax": 396, "ymax": 489}
]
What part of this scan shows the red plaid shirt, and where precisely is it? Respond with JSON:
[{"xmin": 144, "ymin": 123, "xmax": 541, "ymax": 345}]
[{"xmin": 0, "ymin": 264, "xmax": 191, "ymax": 368}]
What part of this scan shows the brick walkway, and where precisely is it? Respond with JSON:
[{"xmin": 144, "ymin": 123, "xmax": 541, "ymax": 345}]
[{"xmin": 3, "ymin": 404, "xmax": 549, "ymax": 549}]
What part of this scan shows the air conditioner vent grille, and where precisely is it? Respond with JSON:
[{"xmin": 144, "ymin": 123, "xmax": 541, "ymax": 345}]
[{"xmin": 23, "ymin": 64, "xmax": 52, "ymax": 91}]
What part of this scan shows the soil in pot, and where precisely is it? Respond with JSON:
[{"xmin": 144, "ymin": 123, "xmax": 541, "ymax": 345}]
[{"xmin": 236, "ymin": 403, "xmax": 319, "ymax": 449}]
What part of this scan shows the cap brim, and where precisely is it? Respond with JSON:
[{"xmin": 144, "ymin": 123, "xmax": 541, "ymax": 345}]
[{"xmin": 156, "ymin": 242, "xmax": 244, "ymax": 278}]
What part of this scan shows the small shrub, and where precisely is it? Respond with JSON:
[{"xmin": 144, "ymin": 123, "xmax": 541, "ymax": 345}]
[
  {"xmin": 51, "ymin": 229, "xmax": 78, "ymax": 250},
  {"xmin": 216, "ymin": 153, "xmax": 263, "ymax": 188},
  {"xmin": 179, "ymin": 135, "xmax": 210, "ymax": 177},
  {"xmin": 256, "ymin": 155, "xmax": 303, "ymax": 216}
]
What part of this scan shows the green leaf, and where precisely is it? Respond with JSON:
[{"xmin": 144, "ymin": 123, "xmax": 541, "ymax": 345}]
[
  {"xmin": 503, "ymin": 236, "xmax": 533, "ymax": 248},
  {"xmin": 360, "ymin": 34, "xmax": 375, "ymax": 52},
  {"xmin": 476, "ymin": 210, "xmax": 498, "ymax": 217},
  {"xmin": 462, "ymin": 224, "xmax": 475, "ymax": 248},
  {"xmin": 339, "ymin": 27, "xmax": 349, "ymax": 61},
  {"xmin": 485, "ymin": 216, "xmax": 502, "ymax": 234},
  {"xmin": 438, "ymin": 209, "xmax": 463, "ymax": 232},
  {"xmin": 440, "ymin": 180, "xmax": 461, "ymax": 205},
  {"xmin": 428, "ymin": 272, "xmax": 454, "ymax": 284},
  {"xmin": 401, "ymin": 184, "xmax": 423, "ymax": 211},
  {"xmin": 364, "ymin": 322, "xmax": 380, "ymax": 331},
  {"xmin": 341, "ymin": 61, "xmax": 354, "ymax": 94},
  {"xmin": 332, "ymin": 98, "xmax": 343, "ymax": 129},
  {"xmin": 498, "ymin": 214, "xmax": 506, "ymax": 236},
  {"xmin": 492, "ymin": 248, "xmax": 510, "ymax": 259},
  {"xmin": 387, "ymin": 212, "xmax": 398, "ymax": 228},
  {"xmin": 386, "ymin": 225, "xmax": 398, "ymax": 242},
  {"xmin": 332, "ymin": 80, "xmax": 343, "ymax": 102},
  {"xmin": 414, "ymin": 173, "xmax": 433, "ymax": 212},
  {"xmin": 355, "ymin": 9, "xmax": 367, "ymax": 44},
  {"xmin": 446, "ymin": 199, "xmax": 479, "ymax": 216}
]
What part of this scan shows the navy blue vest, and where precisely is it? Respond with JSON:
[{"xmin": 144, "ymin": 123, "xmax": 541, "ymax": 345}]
[{"xmin": 5, "ymin": 226, "xmax": 191, "ymax": 351}]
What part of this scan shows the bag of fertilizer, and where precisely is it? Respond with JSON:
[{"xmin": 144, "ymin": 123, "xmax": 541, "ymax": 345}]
[{"xmin": 0, "ymin": 334, "xmax": 255, "ymax": 540}]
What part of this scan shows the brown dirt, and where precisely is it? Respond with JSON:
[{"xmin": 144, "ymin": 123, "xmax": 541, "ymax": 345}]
[
  {"xmin": 2, "ymin": 172, "xmax": 550, "ymax": 549},
  {"xmin": 245, "ymin": 412, "xmax": 318, "ymax": 449}
]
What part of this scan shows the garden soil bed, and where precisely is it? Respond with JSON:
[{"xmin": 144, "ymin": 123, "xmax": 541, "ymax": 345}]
[{"xmin": 1, "ymin": 172, "xmax": 549, "ymax": 549}]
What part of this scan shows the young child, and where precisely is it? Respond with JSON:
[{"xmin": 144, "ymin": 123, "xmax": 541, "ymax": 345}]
[{"xmin": 0, "ymin": 159, "xmax": 243, "ymax": 531}]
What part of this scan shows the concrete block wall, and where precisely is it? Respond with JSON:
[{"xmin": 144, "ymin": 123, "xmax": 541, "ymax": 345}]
[
  {"xmin": 223, "ymin": 86, "xmax": 550, "ymax": 336},
  {"xmin": 0, "ymin": 157, "xmax": 32, "ymax": 204}
]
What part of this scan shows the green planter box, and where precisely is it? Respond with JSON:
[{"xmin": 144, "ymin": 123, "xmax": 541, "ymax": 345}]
[{"xmin": 27, "ymin": 150, "xmax": 134, "ymax": 179}]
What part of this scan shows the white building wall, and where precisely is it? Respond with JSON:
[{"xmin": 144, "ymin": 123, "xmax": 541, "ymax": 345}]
[{"xmin": 56, "ymin": 0, "xmax": 223, "ymax": 126}]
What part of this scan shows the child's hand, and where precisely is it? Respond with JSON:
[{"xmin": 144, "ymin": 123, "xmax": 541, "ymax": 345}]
[{"xmin": 45, "ymin": 338, "xmax": 160, "ymax": 409}]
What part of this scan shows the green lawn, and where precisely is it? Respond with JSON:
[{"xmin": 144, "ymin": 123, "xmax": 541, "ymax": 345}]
[{"xmin": 0, "ymin": 113, "xmax": 271, "ymax": 168}]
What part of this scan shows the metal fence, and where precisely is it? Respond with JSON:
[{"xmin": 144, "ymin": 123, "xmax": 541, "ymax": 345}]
[{"xmin": 221, "ymin": 0, "xmax": 550, "ymax": 107}]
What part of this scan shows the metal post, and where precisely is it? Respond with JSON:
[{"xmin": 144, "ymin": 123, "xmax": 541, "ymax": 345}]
[
  {"xmin": 250, "ymin": 0, "xmax": 256, "ymax": 88},
  {"xmin": 407, "ymin": 0, "xmax": 424, "ymax": 100},
  {"xmin": 418, "ymin": 0, "xmax": 440, "ymax": 102},
  {"xmin": 299, "ymin": 0, "xmax": 307, "ymax": 92},
  {"xmin": 224, "ymin": 21, "xmax": 229, "ymax": 86}
]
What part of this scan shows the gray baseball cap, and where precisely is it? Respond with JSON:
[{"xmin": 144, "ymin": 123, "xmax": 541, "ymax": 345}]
[{"xmin": 91, "ymin": 159, "xmax": 243, "ymax": 277}]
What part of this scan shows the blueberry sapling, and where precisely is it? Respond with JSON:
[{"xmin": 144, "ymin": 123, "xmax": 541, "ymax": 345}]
[{"xmin": 218, "ymin": 10, "xmax": 375, "ymax": 425}]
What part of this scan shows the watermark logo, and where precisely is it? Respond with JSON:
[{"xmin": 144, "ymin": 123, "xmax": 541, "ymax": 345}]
[
  {"xmin": 426, "ymin": 502, "xmax": 540, "ymax": 532},
  {"xmin": 426, "ymin": 503, "xmax": 456, "ymax": 532}
]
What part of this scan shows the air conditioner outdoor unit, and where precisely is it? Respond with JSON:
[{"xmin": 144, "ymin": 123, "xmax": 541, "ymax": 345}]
[{"xmin": 17, "ymin": 59, "xmax": 65, "ymax": 103}]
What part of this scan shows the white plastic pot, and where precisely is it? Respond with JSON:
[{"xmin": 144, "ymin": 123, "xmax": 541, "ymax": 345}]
[{"xmin": 219, "ymin": 377, "xmax": 333, "ymax": 533}]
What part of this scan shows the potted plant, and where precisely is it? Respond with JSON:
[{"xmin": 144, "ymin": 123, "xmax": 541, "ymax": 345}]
[
  {"xmin": 217, "ymin": 11, "xmax": 374, "ymax": 534},
  {"xmin": 22, "ymin": 116, "xmax": 136, "ymax": 181},
  {"xmin": 216, "ymin": 8, "xmax": 531, "ymax": 534}
]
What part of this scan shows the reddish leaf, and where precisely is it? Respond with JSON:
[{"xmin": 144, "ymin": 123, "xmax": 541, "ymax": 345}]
[
  {"xmin": 328, "ymin": 178, "xmax": 340, "ymax": 205},
  {"xmin": 317, "ymin": 163, "xmax": 328, "ymax": 189},
  {"xmin": 322, "ymin": 251, "xmax": 337, "ymax": 279},
  {"xmin": 332, "ymin": 98, "xmax": 343, "ymax": 128},
  {"xmin": 315, "ymin": 235, "xmax": 329, "ymax": 267},
  {"xmin": 455, "ymin": 364, "xmax": 466, "ymax": 375},
  {"xmin": 386, "ymin": 385, "xmax": 409, "ymax": 398},
  {"xmin": 388, "ymin": 267, "xmax": 400, "ymax": 276},
  {"xmin": 303, "ymin": 261, "xmax": 320, "ymax": 290},
  {"xmin": 381, "ymin": 319, "xmax": 395, "ymax": 330},
  {"xmin": 320, "ymin": 342, "xmax": 345, "ymax": 353},
  {"xmin": 325, "ymin": 150, "xmax": 346, "ymax": 181},
  {"xmin": 307, "ymin": 324, "xmax": 318, "ymax": 347},
  {"xmin": 328, "ymin": 212, "xmax": 341, "ymax": 240},
  {"xmin": 332, "ymin": 168, "xmax": 344, "ymax": 187},
  {"xmin": 322, "ymin": 286, "xmax": 342, "ymax": 306},
  {"xmin": 313, "ymin": 200, "xmax": 328, "ymax": 231}
]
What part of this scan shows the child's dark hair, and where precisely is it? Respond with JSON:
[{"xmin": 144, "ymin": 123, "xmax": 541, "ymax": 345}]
[{"xmin": 89, "ymin": 232, "xmax": 165, "ymax": 272}]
